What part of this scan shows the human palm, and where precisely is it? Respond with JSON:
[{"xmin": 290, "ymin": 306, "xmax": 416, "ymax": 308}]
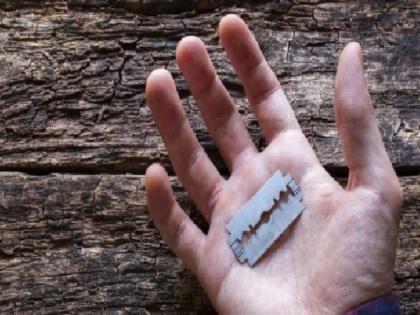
[{"xmin": 145, "ymin": 15, "xmax": 402, "ymax": 315}]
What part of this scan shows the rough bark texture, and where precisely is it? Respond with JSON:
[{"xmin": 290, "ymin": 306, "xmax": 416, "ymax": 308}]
[
  {"xmin": 0, "ymin": 174, "xmax": 212, "ymax": 314},
  {"xmin": 0, "ymin": 0, "xmax": 418, "ymax": 173},
  {"xmin": 0, "ymin": 0, "xmax": 418, "ymax": 314},
  {"xmin": 0, "ymin": 174, "xmax": 418, "ymax": 314}
]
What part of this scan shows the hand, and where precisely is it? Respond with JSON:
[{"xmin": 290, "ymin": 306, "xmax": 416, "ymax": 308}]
[{"xmin": 145, "ymin": 15, "xmax": 403, "ymax": 315}]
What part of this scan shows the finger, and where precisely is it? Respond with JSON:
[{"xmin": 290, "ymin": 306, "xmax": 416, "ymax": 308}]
[
  {"xmin": 176, "ymin": 36, "xmax": 257, "ymax": 171},
  {"xmin": 219, "ymin": 14, "xmax": 299, "ymax": 143},
  {"xmin": 146, "ymin": 69, "xmax": 224, "ymax": 222},
  {"xmin": 146, "ymin": 164, "xmax": 205, "ymax": 275},
  {"xmin": 334, "ymin": 42, "xmax": 399, "ymax": 193}
]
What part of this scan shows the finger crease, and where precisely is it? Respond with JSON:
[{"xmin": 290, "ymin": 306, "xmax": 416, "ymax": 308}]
[
  {"xmin": 167, "ymin": 114, "xmax": 189, "ymax": 141},
  {"xmin": 253, "ymin": 81, "xmax": 282, "ymax": 110},
  {"xmin": 187, "ymin": 148, "xmax": 206, "ymax": 177},
  {"xmin": 207, "ymin": 178, "xmax": 225, "ymax": 218},
  {"xmin": 172, "ymin": 212, "xmax": 189, "ymax": 251},
  {"xmin": 195, "ymin": 70, "xmax": 218, "ymax": 99}
]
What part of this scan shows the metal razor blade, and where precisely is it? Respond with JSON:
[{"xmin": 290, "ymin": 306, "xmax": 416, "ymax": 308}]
[{"xmin": 226, "ymin": 170, "xmax": 305, "ymax": 266}]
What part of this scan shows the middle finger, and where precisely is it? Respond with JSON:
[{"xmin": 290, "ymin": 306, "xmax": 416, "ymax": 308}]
[{"xmin": 176, "ymin": 36, "xmax": 258, "ymax": 172}]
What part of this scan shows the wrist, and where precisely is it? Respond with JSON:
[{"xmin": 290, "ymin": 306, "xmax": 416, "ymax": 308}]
[{"xmin": 345, "ymin": 294, "xmax": 401, "ymax": 315}]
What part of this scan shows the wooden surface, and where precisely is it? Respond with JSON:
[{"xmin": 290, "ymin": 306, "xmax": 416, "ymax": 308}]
[
  {"xmin": 0, "ymin": 174, "xmax": 418, "ymax": 314},
  {"xmin": 0, "ymin": 0, "xmax": 418, "ymax": 314}
]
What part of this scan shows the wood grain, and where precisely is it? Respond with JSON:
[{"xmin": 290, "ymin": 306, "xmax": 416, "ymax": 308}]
[
  {"xmin": 0, "ymin": 173, "xmax": 418, "ymax": 314},
  {"xmin": 0, "ymin": 1, "xmax": 418, "ymax": 314},
  {"xmin": 0, "ymin": 0, "xmax": 418, "ymax": 173}
]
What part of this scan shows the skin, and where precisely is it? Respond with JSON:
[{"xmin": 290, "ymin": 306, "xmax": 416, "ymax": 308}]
[{"xmin": 144, "ymin": 15, "xmax": 403, "ymax": 315}]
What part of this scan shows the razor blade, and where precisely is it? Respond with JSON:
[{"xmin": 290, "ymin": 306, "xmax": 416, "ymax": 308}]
[{"xmin": 226, "ymin": 170, "xmax": 305, "ymax": 266}]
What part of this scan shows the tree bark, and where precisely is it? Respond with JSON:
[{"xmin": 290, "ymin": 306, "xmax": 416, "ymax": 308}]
[
  {"xmin": 0, "ymin": 0, "xmax": 418, "ymax": 173},
  {"xmin": 0, "ymin": 174, "xmax": 418, "ymax": 314}
]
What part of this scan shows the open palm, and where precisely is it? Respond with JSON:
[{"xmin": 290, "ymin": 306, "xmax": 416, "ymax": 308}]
[{"xmin": 145, "ymin": 15, "xmax": 402, "ymax": 315}]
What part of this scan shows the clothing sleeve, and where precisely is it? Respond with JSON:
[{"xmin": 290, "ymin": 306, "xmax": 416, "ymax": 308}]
[{"xmin": 345, "ymin": 294, "xmax": 401, "ymax": 315}]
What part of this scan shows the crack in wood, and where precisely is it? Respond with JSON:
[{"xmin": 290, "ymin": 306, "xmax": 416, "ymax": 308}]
[{"xmin": 0, "ymin": 1, "xmax": 418, "ymax": 314}]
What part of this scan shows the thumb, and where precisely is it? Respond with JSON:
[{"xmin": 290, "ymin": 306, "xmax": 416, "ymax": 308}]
[{"xmin": 334, "ymin": 42, "xmax": 402, "ymax": 207}]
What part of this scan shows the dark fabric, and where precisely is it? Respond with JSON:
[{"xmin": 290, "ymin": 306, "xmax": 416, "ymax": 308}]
[{"xmin": 346, "ymin": 294, "xmax": 401, "ymax": 315}]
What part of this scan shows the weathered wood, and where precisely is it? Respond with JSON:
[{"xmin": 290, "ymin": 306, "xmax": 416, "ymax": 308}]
[
  {"xmin": 0, "ymin": 1, "xmax": 418, "ymax": 314},
  {"xmin": 0, "ymin": 1, "xmax": 418, "ymax": 173},
  {"xmin": 0, "ymin": 173, "xmax": 418, "ymax": 314},
  {"xmin": 0, "ymin": 173, "xmax": 212, "ymax": 314}
]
